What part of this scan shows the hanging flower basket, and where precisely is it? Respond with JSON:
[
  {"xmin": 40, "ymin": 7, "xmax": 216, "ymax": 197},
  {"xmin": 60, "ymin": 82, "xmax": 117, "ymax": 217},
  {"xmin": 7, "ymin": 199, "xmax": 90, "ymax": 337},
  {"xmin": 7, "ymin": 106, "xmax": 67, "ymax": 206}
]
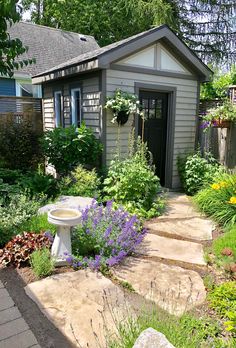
[
  {"xmin": 116, "ymin": 110, "xmax": 130, "ymax": 125},
  {"xmin": 104, "ymin": 89, "xmax": 144, "ymax": 126},
  {"xmin": 212, "ymin": 119, "xmax": 231, "ymax": 128}
]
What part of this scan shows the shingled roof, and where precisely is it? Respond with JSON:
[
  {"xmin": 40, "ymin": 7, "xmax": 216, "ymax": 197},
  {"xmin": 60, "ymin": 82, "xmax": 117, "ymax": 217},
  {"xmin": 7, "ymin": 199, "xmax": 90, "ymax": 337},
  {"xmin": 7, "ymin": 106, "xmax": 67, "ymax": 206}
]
[
  {"xmin": 8, "ymin": 21, "xmax": 99, "ymax": 76},
  {"xmin": 33, "ymin": 25, "xmax": 212, "ymax": 83}
]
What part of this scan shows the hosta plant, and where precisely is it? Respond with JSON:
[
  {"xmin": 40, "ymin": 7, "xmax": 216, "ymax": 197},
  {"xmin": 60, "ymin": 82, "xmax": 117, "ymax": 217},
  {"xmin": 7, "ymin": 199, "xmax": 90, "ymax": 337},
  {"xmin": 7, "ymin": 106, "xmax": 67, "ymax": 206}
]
[{"xmin": 0, "ymin": 232, "xmax": 53, "ymax": 268}]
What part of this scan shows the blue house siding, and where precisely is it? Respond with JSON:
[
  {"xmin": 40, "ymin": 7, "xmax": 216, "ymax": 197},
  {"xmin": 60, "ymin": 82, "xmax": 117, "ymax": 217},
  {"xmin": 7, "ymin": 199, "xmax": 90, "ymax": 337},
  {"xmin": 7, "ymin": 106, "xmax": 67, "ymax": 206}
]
[{"xmin": 0, "ymin": 78, "xmax": 16, "ymax": 96}]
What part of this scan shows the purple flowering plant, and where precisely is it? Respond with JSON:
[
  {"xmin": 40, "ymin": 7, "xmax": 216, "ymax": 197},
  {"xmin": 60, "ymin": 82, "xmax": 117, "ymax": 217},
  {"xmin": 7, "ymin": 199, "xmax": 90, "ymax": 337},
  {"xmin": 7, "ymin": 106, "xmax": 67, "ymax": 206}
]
[{"xmin": 65, "ymin": 199, "xmax": 146, "ymax": 270}]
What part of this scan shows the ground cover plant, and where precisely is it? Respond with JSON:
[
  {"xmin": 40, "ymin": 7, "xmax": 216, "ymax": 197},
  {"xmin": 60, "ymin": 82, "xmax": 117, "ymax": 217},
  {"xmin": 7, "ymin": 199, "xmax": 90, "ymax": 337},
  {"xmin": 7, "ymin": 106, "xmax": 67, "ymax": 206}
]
[
  {"xmin": 194, "ymin": 172, "xmax": 236, "ymax": 226},
  {"xmin": 59, "ymin": 165, "xmax": 101, "ymax": 198},
  {"xmin": 0, "ymin": 193, "xmax": 45, "ymax": 247},
  {"xmin": 108, "ymin": 307, "xmax": 233, "ymax": 348},
  {"xmin": 103, "ymin": 137, "xmax": 165, "ymax": 218},
  {"xmin": 208, "ymin": 282, "xmax": 236, "ymax": 336},
  {"xmin": 41, "ymin": 123, "xmax": 103, "ymax": 176},
  {"xmin": 0, "ymin": 232, "xmax": 53, "ymax": 268},
  {"xmin": 177, "ymin": 151, "xmax": 222, "ymax": 195},
  {"xmin": 65, "ymin": 200, "xmax": 146, "ymax": 270},
  {"xmin": 17, "ymin": 213, "xmax": 57, "ymax": 236},
  {"xmin": 30, "ymin": 248, "xmax": 55, "ymax": 278}
]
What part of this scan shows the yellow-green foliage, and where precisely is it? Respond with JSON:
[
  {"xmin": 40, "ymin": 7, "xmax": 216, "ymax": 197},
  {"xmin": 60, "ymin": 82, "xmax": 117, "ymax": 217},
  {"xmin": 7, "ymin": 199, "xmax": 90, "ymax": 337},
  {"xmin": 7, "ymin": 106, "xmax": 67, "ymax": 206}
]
[
  {"xmin": 59, "ymin": 165, "xmax": 100, "ymax": 198},
  {"xmin": 30, "ymin": 248, "xmax": 55, "ymax": 278}
]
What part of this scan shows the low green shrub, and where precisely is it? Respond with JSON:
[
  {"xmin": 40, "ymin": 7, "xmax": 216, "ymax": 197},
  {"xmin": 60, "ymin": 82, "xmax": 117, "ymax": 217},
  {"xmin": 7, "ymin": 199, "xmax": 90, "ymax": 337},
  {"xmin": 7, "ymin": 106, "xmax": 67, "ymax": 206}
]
[
  {"xmin": 18, "ymin": 170, "xmax": 58, "ymax": 198},
  {"xmin": 0, "ymin": 168, "xmax": 22, "ymax": 184},
  {"xmin": 41, "ymin": 123, "xmax": 103, "ymax": 176},
  {"xmin": 194, "ymin": 172, "xmax": 236, "ymax": 226},
  {"xmin": 177, "ymin": 151, "xmax": 222, "ymax": 195},
  {"xmin": 208, "ymin": 282, "xmax": 236, "ymax": 335},
  {"xmin": 108, "ymin": 308, "xmax": 230, "ymax": 348},
  {"xmin": 30, "ymin": 248, "xmax": 55, "ymax": 278},
  {"xmin": 103, "ymin": 138, "xmax": 164, "ymax": 218},
  {"xmin": 0, "ymin": 194, "xmax": 45, "ymax": 247},
  {"xmin": 0, "ymin": 119, "xmax": 43, "ymax": 170},
  {"xmin": 17, "ymin": 213, "xmax": 56, "ymax": 235},
  {"xmin": 59, "ymin": 165, "xmax": 100, "ymax": 198}
]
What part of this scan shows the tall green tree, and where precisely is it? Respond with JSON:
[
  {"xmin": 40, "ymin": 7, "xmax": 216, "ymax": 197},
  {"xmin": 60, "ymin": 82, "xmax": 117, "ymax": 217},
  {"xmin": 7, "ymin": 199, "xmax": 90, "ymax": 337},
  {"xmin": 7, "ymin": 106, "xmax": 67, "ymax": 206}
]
[
  {"xmin": 0, "ymin": 0, "xmax": 32, "ymax": 77},
  {"xmin": 21, "ymin": 0, "xmax": 236, "ymax": 65}
]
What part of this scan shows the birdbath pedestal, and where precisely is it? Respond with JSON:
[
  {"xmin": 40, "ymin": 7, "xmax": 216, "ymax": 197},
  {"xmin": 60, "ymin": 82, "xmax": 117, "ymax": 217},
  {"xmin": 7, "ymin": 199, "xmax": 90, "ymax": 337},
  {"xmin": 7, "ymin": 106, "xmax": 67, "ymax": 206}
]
[{"xmin": 48, "ymin": 208, "xmax": 82, "ymax": 266}]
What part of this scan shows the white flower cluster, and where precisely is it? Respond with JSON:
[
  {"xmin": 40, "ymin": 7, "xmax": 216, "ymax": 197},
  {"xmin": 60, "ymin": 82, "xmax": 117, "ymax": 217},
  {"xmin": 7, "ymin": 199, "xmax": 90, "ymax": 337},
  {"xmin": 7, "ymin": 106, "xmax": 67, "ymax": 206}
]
[{"xmin": 105, "ymin": 89, "xmax": 144, "ymax": 123}]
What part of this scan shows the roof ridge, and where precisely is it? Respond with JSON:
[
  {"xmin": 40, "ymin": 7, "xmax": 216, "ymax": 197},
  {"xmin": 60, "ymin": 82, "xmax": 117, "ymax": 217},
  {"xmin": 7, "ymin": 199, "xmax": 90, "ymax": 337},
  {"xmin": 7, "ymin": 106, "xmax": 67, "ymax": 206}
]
[{"xmin": 18, "ymin": 21, "xmax": 95, "ymax": 39}]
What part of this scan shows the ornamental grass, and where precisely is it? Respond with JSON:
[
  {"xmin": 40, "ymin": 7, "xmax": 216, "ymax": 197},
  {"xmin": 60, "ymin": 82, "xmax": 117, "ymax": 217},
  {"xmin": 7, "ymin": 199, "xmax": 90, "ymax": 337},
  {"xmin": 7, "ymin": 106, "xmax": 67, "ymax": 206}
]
[{"xmin": 193, "ymin": 172, "xmax": 236, "ymax": 226}]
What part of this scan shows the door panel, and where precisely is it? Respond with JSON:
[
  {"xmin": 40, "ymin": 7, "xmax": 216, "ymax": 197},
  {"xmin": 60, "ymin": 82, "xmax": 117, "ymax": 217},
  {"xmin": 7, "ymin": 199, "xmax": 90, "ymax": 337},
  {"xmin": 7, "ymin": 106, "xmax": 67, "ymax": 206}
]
[{"xmin": 139, "ymin": 90, "xmax": 168, "ymax": 185}]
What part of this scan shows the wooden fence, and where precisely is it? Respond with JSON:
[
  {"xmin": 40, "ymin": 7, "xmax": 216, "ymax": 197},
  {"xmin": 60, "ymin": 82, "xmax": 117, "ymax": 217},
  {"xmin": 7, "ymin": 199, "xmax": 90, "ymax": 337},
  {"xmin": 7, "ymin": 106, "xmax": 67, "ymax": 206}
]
[
  {"xmin": 198, "ymin": 97, "xmax": 236, "ymax": 169},
  {"xmin": 0, "ymin": 96, "xmax": 43, "ymax": 133}
]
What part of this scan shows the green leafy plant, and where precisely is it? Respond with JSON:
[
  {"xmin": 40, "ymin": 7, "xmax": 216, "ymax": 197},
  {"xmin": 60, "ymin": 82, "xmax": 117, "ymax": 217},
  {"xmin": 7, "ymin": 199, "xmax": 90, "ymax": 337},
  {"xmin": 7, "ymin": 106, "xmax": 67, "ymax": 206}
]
[
  {"xmin": 193, "ymin": 172, "xmax": 236, "ymax": 226},
  {"xmin": 59, "ymin": 165, "xmax": 100, "ymax": 198},
  {"xmin": 17, "ymin": 213, "xmax": 56, "ymax": 236},
  {"xmin": 30, "ymin": 248, "xmax": 55, "ymax": 278},
  {"xmin": 105, "ymin": 89, "xmax": 143, "ymax": 124},
  {"xmin": 103, "ymin": 138, "xmax": 163, "ymax": 218},
  {"xmin": 0, "ymin": 193, "xmax": 45, "ymax": 247},
  {"xmin": 177, "ymin": 151, "xmax": 221, "ymax": 195},
  {"xmin": 0, "ymin": 232, "xmax": 53, "ymax": 267},
  {"xmin": 41, "ymin": 123, "xmax": 103, "ymax": 176},
  {"xmin": 18, "ymin": 170, "xmax": 58, "ymax": 198},
  {"xmin": 200, "ymin": 66, "xmax": 236, "ymax": 100},
  {"xmin": 0, "ymin": 119, "xmax": 43, "ymax": 170},
  {"xmin": 208, "ymin": 282, "xmax": 236, "ymax": 335}
]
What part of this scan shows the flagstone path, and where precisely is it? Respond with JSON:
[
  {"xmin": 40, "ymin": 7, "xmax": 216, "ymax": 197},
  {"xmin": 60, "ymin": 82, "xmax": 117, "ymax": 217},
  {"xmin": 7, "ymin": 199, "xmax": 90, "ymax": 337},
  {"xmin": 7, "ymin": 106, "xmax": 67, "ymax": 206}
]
[{"xmin": 24, "ymin": 192, "xmax": 214, "ymax": 347}]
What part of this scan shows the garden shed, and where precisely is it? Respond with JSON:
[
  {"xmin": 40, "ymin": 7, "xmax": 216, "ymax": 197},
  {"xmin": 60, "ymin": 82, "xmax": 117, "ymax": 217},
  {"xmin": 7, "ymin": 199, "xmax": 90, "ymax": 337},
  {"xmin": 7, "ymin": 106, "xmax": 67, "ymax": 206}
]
[{"xmin": 32, "ymin": 25, "xmax": 212, "ymax": 189}]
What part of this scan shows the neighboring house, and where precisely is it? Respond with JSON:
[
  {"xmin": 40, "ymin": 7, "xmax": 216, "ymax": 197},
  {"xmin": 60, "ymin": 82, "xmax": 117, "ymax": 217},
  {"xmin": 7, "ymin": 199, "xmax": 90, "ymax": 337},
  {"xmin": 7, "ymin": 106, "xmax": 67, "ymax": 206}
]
[
  {"xmin": 0, "ymin": 21, "xmax": 99, "ymax": 98},
  {"xmin": 32, "ymin": 25, "xmax": 212, "ymax": 189}
]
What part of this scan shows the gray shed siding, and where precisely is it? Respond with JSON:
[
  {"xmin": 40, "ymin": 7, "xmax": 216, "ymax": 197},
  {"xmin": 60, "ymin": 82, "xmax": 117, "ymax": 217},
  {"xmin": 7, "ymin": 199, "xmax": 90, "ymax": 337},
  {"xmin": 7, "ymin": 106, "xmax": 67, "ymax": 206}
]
[
  {"xmin": 105, "ymin": 69, "xmax": 198, "ymax": 188},
  {"xmin": 42, "ymin": 74, "xmax": 101, "ymax": 137}
]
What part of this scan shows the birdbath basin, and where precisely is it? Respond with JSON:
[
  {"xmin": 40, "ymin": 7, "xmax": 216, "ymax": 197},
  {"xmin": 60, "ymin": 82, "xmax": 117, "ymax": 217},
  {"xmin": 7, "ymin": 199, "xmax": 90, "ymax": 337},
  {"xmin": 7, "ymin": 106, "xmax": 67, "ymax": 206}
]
[{"xmin": 48, "ymin": 208, "xmax": 82, "ymax": 266}]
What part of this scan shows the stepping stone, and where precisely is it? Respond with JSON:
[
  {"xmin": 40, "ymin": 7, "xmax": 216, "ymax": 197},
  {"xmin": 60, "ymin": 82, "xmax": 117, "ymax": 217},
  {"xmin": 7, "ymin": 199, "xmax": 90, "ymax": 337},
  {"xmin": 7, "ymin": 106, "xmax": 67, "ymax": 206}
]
[
  {"xmin": 146, "ymin": 217, "xmax": 213, "ymax": 241},
  {"xmin": 38, "ymin": 196, "xmax": 93, "ymax": 214},
  {"xmin": 137, "ymin": 234, "xmax": 206, "ymax": 266},
  {"xmin": 25, "ymin": 270, "xmax": 132, "ymax": 348},
  {"xmin": 114, "ymin": 257, "xmax": 206, "ymax": 316}
]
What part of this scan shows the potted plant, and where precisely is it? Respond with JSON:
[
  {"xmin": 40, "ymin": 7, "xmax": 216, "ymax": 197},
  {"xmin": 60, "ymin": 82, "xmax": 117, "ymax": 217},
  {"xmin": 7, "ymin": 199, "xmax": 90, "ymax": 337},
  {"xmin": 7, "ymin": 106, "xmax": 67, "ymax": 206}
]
[
  {"xmin": 104, "ymin": 89, "xmax": 143, "ymax": 125},
  {"xmin": 201, "ymin": 99, "xmax": 236, "ymax": 131}
]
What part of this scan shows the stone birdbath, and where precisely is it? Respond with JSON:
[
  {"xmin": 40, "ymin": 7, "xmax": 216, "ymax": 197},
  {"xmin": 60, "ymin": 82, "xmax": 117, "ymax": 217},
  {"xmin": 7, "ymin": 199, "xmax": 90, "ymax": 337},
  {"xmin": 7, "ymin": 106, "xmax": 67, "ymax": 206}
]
[{"xmin": 48, "ymin": 208, "xmax": 82, "ymax": 266}]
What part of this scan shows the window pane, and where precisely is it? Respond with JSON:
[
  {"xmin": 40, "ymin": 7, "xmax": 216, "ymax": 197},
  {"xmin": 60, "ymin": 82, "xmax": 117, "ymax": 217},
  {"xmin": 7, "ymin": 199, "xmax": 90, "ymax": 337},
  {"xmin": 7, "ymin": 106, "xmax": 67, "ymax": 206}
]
[
  {"xmin": 54, "ymin": 92, "xmax": 62, "ymax": 127},
  {"xmin": 155, "ymin": 99, "xmax": 162, "ymax": 119},
  {"xmin": 71, "ymin": 89, "xmax": 81, "ymax": 127}
]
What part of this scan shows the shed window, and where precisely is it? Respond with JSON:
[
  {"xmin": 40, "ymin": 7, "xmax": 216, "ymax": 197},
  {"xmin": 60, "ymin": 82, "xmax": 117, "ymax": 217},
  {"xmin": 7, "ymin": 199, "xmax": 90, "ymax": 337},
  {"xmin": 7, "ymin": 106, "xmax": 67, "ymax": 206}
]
[
  {"xmin": 71, "ymin": 88, "xmax": 81, "ymax": 127},
  {"xmin": 54, "ymin": 91, "xmax": 63, "ymax": 127}
]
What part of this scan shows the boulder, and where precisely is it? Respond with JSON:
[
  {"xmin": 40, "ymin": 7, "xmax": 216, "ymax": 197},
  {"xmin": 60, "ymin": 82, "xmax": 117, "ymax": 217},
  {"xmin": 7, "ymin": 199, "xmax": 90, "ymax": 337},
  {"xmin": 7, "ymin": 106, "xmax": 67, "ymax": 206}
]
[{"xmin": 133, "ymin": 328, "xmax": 175, "ymax": 348}]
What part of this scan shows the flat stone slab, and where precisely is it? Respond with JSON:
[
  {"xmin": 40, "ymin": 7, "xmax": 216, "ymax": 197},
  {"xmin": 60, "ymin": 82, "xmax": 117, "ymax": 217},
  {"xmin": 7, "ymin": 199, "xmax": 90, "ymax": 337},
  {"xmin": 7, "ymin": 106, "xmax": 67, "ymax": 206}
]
[
  {"xmin": 25, "ymin": 270, "xmax": 132, "ymax": 348},
  {"xmin": 146, "ymin": 217, "xmax": 213, "ymax": 241},
  {"xmin": 133, "ymin": 328, "xmax": 175, "ymax": 348},
  {"xmin": 114, "ymin": 258, "xmax": 206, "ymax": 316},
  {"xmin": 38, "ymin": 196, "xmax": 93, "ymax": 214},
  {"xmin": 137, "ymin": 234, "xmax": 206, "ymax": 266}
]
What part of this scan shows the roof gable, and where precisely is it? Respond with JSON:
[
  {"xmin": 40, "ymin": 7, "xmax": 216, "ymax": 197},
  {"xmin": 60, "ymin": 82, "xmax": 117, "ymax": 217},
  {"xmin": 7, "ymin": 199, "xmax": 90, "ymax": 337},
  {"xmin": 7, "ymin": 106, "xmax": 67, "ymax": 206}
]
[
  {"xmin": 33, "ymin": 25, "xmax": 212, "ymax": 83},
  {"xmin": 116, "ymin": 42, "xmax": 192, "ymax": 75}
]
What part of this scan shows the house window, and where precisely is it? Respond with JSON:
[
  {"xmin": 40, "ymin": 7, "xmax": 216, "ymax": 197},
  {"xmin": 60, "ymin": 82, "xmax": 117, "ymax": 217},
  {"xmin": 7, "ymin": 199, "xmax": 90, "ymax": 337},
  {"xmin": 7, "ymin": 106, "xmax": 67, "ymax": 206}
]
[
  {"xmin": 54, "ymin": 91, "xmax": 63, "ymax": 127},
  {"xmin": 71, "ymin": 88, "xmax": 81, "ymax": 127}
]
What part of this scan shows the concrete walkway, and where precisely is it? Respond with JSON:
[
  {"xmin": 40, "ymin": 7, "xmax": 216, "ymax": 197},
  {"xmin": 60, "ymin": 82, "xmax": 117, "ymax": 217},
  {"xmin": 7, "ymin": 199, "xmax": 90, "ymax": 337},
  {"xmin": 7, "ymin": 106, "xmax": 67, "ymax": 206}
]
[{"xmin": 0, "ymin": 280, "xmax": 40, "ymax": 348}]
